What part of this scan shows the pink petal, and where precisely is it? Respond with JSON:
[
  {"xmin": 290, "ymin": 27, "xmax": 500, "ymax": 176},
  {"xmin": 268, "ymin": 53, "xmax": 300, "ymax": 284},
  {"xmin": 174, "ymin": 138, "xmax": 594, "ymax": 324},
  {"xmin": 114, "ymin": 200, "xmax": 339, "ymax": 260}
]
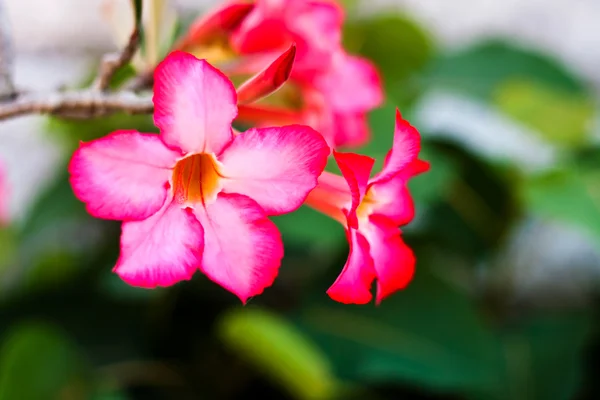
[
  {"xmin": 327, "ymin": 228, "xmax": 376, "ymax": 304},
  {"xmin": 114, "ymin": 198, "xmax": 204, "ymax": 288},
  {"xmin": 236, "ymin": 44, "xmax": 296, "ymax": 105},
  {"xmin": 368, "ymin": 159, "xmax": 430, "ymax": 225},
  {"xmin": 332, "ymin": 112, "xmax": 371, "ymax": 148},
  {"xmin": 69, "ymin": 131, "xmax": 180, "ymax": 221},
  {"xmin": 195, "ymin": 193, "xmax": 283, "ymax": 303},
  {"xmin": 176, "ymin": 2, "xmax": 254, "ymax": 50},
  {"xmin": 332, "ymin": 151, "xmax": 375, "ymax": 228},
  {"xmin": 218, "ymin": 125, "xmax": 329, "ymax": 215},
  {"xmin": 315, "ymin": 52, "xmax": 383, "ymax": 113},
  {"xmin": 153, "ymin": 51, "xmax": 237, "ymax": 154},
  {"xmin": 362, "ymin": 216, "xmax": 416, "ymax": 304},
  {"xmin": 303, "ymin": 171, "xmax": 350, "ymax": 225},
  {"xmin": 232, "ymin": 0, "xmax": 342, "ymax": 74},
  {"xmin": 236, "ymin": 104, "xmax": 301, "ymax": 126},
  {"xmin": 372, "ymin": 109, "xmax": 422, "ymax": 183}
]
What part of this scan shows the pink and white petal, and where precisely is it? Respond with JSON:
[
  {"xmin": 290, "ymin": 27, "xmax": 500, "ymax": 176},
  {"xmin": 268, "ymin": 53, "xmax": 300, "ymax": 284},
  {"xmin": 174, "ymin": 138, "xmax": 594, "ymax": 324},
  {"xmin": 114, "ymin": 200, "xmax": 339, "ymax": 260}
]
[
  {"xmin": 69, "ymin": 130, "xmax": 180, "ymax": 221},
  {"xmin": 372, "ymin": 109, "xmax": 422, "ymax": 183},
  {"xmin": 195, "ymin": 193, "xmax": 283, "ymax": 303},
  {"xmin": 218, "ymin": 125, "xmax": 329, "ymax": 215},
  {"xmin": 327, "ymin": 228, "xmax": 376, "ymax": 304},
  {"xmin": 362, "ymin": 216, "xmax": 416, "ymax": 304},
  {"xmin": 153, "ymin": 51, "xmax": 237, "ymax": 154},
  {"xmin": 332, "ymin": 151, "xmax": 375, "ymax": 228},
  {"xmin": 114, "ymin": 199, "xmax": 204, "ymax": 288}
]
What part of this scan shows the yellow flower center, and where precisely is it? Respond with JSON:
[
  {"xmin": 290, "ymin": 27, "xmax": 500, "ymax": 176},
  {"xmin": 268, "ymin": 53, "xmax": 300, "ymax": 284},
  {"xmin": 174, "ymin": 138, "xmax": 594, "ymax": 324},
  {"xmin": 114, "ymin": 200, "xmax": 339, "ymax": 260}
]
[{"xmin": 172, "ymin": 153, "xmax": 221, "ymax": 206}]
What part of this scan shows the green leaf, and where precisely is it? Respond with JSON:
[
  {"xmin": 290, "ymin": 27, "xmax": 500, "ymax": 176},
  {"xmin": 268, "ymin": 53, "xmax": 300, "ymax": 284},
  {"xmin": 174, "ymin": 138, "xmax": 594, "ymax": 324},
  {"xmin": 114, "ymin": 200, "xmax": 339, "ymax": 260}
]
[
  {"xmin": 216, "ymin": 307, "xmax": 340, "ymax": 400},
  {"xmin": 496, "ymin": 312, "xmax": 592, "ymax": 400},
  {"xmin": 0, "ymin": 321, "xmax": 90, "ymax": 400},
  {"xmin": 273, "ymin": 205, "xmax": 345, "ymax": 253},
  {"xmin": 523, "ymin": 167, "xmax": 600, "ymax": 245},
  {"xmin": 292, "ymin": 266, "xmax": 593, "ymax": 399},
  {"xmin": 45, "ymin": 113, "xmax": 156, "ymax": 150},
  {"xmin": 343, "ymin": 14, "xmax": 435, "ymax": 92},
  {"xmin": 293, "ymin": 269, "xmax": 505, "ymax": 396},
  {"xmin": 493, "ymin": 78, "xmax": 595, "ymax": 148},
  {"xmin": 12, "ymin": 167, "xmax": 118, "ymax": 295},
  {"xmin": 420, "ymin": 40, "xmax": 586, "ymax": 101}
]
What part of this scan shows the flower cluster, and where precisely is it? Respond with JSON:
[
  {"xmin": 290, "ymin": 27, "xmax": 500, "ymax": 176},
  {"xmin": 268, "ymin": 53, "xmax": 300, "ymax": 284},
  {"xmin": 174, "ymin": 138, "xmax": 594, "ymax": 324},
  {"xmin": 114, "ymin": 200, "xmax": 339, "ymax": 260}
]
[{"xmin": 68, "ymin": 0, "xmax": 428, "ymax": 304}]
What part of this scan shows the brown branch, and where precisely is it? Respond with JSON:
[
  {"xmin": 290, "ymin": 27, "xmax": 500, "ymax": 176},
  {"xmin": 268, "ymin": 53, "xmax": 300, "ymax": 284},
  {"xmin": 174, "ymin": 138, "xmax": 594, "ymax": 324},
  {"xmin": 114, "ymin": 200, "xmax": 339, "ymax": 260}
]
[
  {"xmin": 93, "ymin": 27, "xmax": 141, "ymax": 91},
  {"xmin": 0, "ymin": 90, "xmax": 153, "ymax": 120}
]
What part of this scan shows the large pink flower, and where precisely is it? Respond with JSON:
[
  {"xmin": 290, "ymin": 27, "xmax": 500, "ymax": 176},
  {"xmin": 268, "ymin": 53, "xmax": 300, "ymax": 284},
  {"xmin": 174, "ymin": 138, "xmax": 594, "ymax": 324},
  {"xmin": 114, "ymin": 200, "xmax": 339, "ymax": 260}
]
[
  {"xmin": 69, "ymin": 51, "xmax": 329, "ymax": 302},
  {"xmin": 305, "ymin": 110, "xmax": 429, "ymax": 304}
]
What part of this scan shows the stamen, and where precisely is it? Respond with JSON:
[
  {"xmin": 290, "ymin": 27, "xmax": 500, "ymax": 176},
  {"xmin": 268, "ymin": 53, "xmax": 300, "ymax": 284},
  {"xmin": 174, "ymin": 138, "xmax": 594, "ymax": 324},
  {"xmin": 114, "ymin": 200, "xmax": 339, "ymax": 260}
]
[{"xmin": 172, "ymin": 153, "xmax": 221, "ymax": 205}]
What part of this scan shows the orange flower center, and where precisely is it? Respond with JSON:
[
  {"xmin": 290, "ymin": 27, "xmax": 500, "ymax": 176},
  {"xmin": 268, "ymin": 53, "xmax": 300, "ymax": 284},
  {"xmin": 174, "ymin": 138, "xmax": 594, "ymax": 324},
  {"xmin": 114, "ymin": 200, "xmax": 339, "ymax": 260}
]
[
  {"xmin": 172, "ymin": 153, "xmax": 221, "ymax": 205},
  {"xmin": 356, "ymin": 190, "xmax": 377, "ymax": 222}
]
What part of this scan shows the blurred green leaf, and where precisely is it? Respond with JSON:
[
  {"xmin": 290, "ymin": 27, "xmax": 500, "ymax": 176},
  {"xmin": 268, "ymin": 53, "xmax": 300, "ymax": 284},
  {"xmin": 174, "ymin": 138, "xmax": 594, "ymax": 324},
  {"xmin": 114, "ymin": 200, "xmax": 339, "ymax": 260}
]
[
  {"xmin": 217, "ymin": 307, "xmax": 339, "ymax": 400},
  {"xmin": 0, "ymin": 321, "xmax": 90, "ymax": 400},
  {"xmin": 294, "ymin": 269, "xmax": 505, "ymax": 395},
  {"xmin": 293, "ymin": 266, "xmax": 593, "ymax": 400},
  {"xmin": 13, "ymin": 167, "xmax": 118, "ymax": 295},
  {"xmin": 493, "ymin": 312, "xmax": 592, "ymax": 400},
  {"xmin": 493, "ymin": 79, "xmax": 594, "ymax": 148},
  {"xmin": 45, "ymin": 113, "xmax": 156, "ymax": 150},
  {"xmin": 421, "ymin": 40, "xmax": 586, "ymax": 101},
  {"xmin": 343, "ymin": 14, "xmax": 435, "ymax": 93},
  {"xmin": 273, "ymin": 206, "xmax": 345, "ymax": 250},
  {"xmin": 523, "ymin": 167, "xmax": 600, "ymax": 245}
]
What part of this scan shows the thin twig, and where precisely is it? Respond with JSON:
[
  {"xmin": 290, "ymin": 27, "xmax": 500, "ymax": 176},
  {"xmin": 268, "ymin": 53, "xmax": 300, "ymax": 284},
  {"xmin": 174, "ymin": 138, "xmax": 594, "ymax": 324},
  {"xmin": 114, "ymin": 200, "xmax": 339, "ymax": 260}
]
[
  {"xmin": 0, "ymin": 90, "xmax": 153, "ymax": 120},
  {"xmin": 0, "ymin": 0, "xmax": 15, "ymax": 99},
  {"xmin": 93, "ymin": 27, "xmax": 141, "ymax": 91}
]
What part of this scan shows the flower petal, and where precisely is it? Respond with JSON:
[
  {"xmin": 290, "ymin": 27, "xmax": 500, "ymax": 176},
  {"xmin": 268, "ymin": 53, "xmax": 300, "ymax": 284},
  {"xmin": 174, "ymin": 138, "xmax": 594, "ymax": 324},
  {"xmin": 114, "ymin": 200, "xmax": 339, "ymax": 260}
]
[
  {"xmin": 332, "ymin": 151, "xmax": 375, "ymax": 228},
  {"xmin": 218, "ymin": 125, "xmax": 329, "ymax": 215},
  {"xmin": 114, "ymin": 199, "xmax": 204, "ymax": 288},
  {"xmin": 372, "ymin": 109, "xmax": 422, "ymax": 183},
  {"xmin": 69, "ymin": 131, "xmax": 180, "ymax": 221},
  {"xmin": 332, "ymin": 112, "xmax": 370, "ymax": 148},
  {"xmin": 362, "ymin": 216, "xmax": 415, "ymax": 304},
  {"xmin": 315, "ymin": 52, "xmax": 383, "ymax": 113},
  {"xmin": 368, "ymin": 159, "xmax": 430, "ymax": 225},
  {"xmin": 236, "ymin": 44, "xmax": 296, "ymax": 105},
  {"xmin": 177, "ymin": 2, "xmax": 254, "ymax": 49},
  {"xmin": 327, "ymin": 228, "xmax": 376, "ymax": 304},
  {"xmin": 195, "ymin": 193, "xmax": 283, "ymax": 303},
  {"xmin": 153, "ymin": 51, "xmax": 237, "ymax": 154},
  {"xmin": 232, "ymin": 0, "xmax": 342, "ymax": 74}
]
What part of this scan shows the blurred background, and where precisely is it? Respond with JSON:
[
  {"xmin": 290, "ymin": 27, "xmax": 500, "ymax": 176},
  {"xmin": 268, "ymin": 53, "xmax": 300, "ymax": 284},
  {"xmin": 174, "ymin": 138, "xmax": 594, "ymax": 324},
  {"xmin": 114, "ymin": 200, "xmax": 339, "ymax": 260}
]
[{"xmin": 1, "ymin": 0, "xmax": 600, "ymax": 399}]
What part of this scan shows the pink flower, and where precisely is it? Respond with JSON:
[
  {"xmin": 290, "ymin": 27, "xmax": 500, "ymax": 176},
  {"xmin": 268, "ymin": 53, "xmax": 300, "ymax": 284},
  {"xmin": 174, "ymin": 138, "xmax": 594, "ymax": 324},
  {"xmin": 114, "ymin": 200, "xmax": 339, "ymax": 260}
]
[
  {"xmin": 69, "ymin": 51, "xmax": 329, "ymax": 302},
  {"xmin": 301, "ymin": 50, "xmax": 383, "ymax": 148},
  {"xmin": 305, "ymin": 110, "xmax": 429, "ymax": 304},
  {"xmin": 230, "ymin": 0, "xmax": 343, "ymax": 75},
  {"xmin": 235, "ymin": 49, "xmax": 383, "ymax": 148}
]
